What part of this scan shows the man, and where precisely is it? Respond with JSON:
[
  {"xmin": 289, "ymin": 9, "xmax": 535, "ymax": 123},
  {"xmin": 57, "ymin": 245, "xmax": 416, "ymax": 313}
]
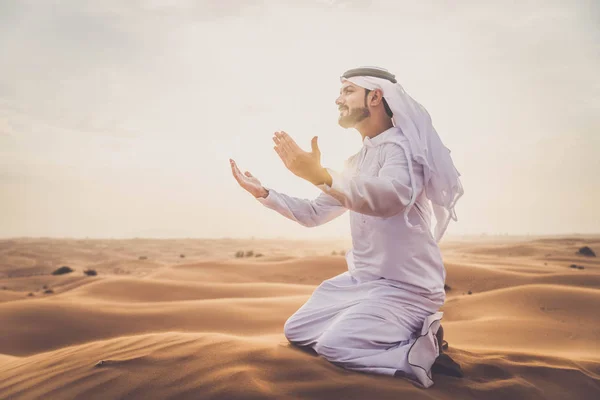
[{"xmin": 229, "ymin": 66, "xmax": 463, "ymax": 388}]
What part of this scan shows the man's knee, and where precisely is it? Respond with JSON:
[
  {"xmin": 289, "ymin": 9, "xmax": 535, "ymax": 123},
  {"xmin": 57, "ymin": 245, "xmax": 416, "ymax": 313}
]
[
  {"xmin": 283, "ymin": 314, "xmax": 300, "ymax": 343},
  {"xmin": 313, "ymin": 329, "xmax": 350, "ymax": 362}
]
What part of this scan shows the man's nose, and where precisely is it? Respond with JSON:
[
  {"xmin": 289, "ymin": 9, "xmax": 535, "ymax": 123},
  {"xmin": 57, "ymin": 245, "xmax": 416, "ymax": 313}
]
[{"xmin": 335, "ymin": 96, "xmax": 343, "ymax": 106}]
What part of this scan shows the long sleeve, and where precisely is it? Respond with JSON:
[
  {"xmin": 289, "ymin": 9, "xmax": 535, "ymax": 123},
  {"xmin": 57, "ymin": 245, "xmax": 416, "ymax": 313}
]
[
  {"xmin": 317, "ymin": 143, "xmax": 424, "ymax": 218},
  {"xmin": 256, "ymin": 188, "xmax": 347, "ymax": 227}
]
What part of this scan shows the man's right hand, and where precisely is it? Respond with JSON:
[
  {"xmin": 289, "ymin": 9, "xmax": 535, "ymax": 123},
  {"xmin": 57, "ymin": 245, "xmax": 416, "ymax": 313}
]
[{"xmin": 229, "ymin": 159, "xmax": 268, "ymax": 198}]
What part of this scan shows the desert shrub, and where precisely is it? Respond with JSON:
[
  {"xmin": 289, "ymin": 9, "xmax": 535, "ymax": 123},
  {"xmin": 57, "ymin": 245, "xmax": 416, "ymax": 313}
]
[
  {"xmin": 52, "ymin": 266, "xmax": 73, "ymax": 275},
  {"xmin": 139, "ymin": 256, "xmax": 148, "ymax": 260},
  {"xmin": 44, "ymin": 289, "xmax": 54, "ymax": 294},
  {"xmin": 255, "ymin": 253, "xmax": 263, "ymax": 257},
  {"xmin": 577, "ymin": 246, "xmax": 596, "ymax": 257},
  {"xmin": 84, "ymin": 269, "xmax": 98, "ymax": 276},
  {"xmin": 245, "ymin": 250, "xmax": 254, "ymax": 257},
  {"xmin": 180, "ymin": 254, "xmax": 185, "ymax": 258},
  {"xmin": 235, "ymin": 251, "xmax": 244, "ymax": 258}
]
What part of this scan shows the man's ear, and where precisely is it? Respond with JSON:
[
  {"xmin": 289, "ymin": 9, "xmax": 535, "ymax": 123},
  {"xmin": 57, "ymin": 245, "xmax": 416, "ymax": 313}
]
[{"xmin": 370, "ymin": 89, "xmax": 384, "ymax": 106}]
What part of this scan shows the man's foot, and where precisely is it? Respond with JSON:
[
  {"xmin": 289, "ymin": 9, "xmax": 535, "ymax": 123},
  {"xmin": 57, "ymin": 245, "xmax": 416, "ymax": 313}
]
[{"xmin": 432, "ymin": 353, "xmax": 463, "ymax": 378}]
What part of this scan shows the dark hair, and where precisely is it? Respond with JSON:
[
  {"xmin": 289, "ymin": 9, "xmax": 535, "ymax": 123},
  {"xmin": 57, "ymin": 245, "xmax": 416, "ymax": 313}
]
[{"xmin": 365, "ymin": 89, "xmax": 393, "ymax": 118}]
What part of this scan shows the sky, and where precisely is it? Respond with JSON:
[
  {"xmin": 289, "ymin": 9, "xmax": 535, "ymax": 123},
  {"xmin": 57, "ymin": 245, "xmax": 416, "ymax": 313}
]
[{"xmin": 1, "ymin": 0, "xmax": 598, "ymax": 239}]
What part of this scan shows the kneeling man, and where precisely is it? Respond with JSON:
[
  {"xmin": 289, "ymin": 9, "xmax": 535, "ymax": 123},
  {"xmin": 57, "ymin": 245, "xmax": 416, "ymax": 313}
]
[{"xmin": 230, "ymin": 66, "xmax": 464, "ymax": 388}]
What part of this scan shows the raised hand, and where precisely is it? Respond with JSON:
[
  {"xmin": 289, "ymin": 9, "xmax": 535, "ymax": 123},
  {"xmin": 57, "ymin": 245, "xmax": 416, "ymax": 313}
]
[
  {"xmin": 229, "ymin": 159, "xmax": 268, "ymax": 198},
  {"xmin": 272, "ymin": 131, "xmax": 329, "ymax": 185}
]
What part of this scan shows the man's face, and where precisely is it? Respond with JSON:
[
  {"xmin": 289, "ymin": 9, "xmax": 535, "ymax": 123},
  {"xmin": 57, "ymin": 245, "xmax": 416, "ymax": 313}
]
[{"xmin": 335, "ymin": 81, "xmax": 370, "ymax": 128}]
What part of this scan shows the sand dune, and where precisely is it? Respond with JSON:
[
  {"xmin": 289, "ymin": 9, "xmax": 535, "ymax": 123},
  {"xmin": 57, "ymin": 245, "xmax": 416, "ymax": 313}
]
[
  {"xmin": 444, "ymin": 284, "xmax": 600, "ymax": 358},
  {"xmin": 1, "ymin": 236, "xmax": 599, "ymax": 399},
  {"xmin": 60, "ymin": 277, "xmax": 315, "ymax": 302},
  {"xmin": 0, "ymin": 296, "xmax": 305, "ymax": 356},
  {"xmin": 148, "ymin": 256, "xmax": 348, "ymax": 285},
  {"xmin": 0, "ymin": 290, "xmax": 23, "ymax": 302}
]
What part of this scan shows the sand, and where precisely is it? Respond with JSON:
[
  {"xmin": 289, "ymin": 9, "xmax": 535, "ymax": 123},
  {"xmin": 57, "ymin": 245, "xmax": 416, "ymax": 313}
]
[{"xmin": 1, "ymin": 236, "xmax": 599, "ymax": 399}]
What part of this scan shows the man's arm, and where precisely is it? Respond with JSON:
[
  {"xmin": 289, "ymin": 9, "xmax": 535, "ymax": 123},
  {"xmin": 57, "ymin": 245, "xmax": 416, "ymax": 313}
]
[
  {"xmin": 230, "ymin": 157, "xmax": 347, "ymax": 227},
  {"xmin": 255, "ymin": 188, "xmax": 347, "ymax": 227},
  {"xmin": 316, "ymin": 143, "xmax": 424, "ymax": 218}
]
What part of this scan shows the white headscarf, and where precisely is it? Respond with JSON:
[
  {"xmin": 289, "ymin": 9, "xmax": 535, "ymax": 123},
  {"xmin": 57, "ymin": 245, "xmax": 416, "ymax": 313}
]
[{"xmin": 342, "ymin": 74, "xmax": 464, "ymax": 242}]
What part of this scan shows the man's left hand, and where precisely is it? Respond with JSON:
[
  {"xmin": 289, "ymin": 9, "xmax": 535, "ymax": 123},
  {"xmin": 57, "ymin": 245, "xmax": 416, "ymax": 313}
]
[{"xmin": 272, "ymin": 131, "xmax": 330, "ymax": 186}]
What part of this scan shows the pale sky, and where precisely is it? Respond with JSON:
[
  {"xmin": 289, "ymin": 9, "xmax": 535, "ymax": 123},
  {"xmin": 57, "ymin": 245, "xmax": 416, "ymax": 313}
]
[{"xmin": 1, "ymin": 0, "xmax": 598, "ymax": 239}]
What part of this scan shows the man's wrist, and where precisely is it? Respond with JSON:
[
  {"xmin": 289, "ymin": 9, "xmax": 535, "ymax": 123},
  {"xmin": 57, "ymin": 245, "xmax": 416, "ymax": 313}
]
[
  {"xmin": 255, "ymin": 187, "xmax": 269, "ymax": 198},
  {"xmin": 311, "ymin": 168, "xmax": 332, "ymax": 186}
]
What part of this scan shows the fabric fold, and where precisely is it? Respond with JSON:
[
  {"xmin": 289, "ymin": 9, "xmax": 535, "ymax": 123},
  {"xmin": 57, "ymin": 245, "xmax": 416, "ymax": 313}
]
[{"xmin": 407, "ymin": 311, "xmax": 444, "ymax": 388}]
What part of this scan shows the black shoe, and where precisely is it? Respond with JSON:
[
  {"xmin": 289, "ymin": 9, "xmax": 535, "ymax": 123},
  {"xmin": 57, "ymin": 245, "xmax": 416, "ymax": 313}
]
[{"xmin": 432, "ymin": 353, "xmax": 463, "ymax": 378}]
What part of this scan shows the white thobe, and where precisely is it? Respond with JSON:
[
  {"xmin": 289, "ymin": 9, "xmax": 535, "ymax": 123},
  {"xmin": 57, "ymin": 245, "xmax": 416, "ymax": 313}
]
[{"xmin": 256, "ymin": 126, "xmax": 446, "ymax": 388}]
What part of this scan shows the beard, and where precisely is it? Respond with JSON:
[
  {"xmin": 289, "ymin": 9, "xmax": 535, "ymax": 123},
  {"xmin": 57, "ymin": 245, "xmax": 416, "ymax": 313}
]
[{"xmin": 338, "ymin": 106, "xmax": 370, "ymax": 128}]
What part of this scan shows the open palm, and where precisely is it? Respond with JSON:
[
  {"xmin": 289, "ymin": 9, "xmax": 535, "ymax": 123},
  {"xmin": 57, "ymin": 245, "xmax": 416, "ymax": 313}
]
[{"xmin": 229, "ymin": 159, "xmax": 265, "ymax": 198}]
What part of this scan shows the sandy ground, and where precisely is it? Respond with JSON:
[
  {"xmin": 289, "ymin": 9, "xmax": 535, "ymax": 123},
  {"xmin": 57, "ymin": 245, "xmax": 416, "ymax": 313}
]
[{"xmin": 0, "ymin": 236, "xmax": 599, "ymax": 399}]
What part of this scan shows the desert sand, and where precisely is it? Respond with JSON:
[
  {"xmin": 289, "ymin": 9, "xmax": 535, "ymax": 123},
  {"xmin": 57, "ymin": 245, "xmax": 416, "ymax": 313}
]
[{"xmin": 1, "ymin": 236, "xmax": 599, "ymax": 399}]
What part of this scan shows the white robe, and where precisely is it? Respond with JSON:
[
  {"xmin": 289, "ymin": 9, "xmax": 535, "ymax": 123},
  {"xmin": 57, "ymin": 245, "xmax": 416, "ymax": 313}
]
[{"xmin": 257, "ymin": 126, "xmax": 446, "ymax": 387}]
